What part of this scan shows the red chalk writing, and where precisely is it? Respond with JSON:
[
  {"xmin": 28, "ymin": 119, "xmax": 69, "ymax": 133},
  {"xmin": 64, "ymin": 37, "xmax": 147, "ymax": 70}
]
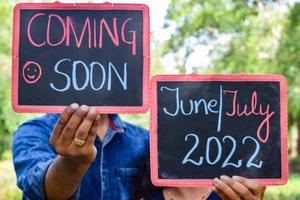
[
  {"xmin": 27, "ymin": 13, "xmax": 137, "ymax": 55},
  {"xmin": 224, "ymin": 90, "xmax": 275, "ymax": 143}
]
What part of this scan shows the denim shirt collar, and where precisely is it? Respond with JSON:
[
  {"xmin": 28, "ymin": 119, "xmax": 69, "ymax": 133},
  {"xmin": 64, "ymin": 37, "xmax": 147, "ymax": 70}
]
[
  {"xmin": 95, "ymin": 114, "xmax": 127, "ymax": 147},
  {"xmin": 109, "ymin": 114, "xmax": 127, "ymax": 133}
]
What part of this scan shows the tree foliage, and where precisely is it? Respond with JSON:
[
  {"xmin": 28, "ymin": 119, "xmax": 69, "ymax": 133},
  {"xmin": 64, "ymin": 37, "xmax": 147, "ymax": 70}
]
[
  {"xmin": 163, "ymin": 0, "xmax": 300, "ymax": 153},
  {"xmin": 163, "ymin": 0, "xmax": 259, "ymax": 72},
  {"xmin": 275, "ymin": 3, "xmax": 300, "ymax": 125},
  {"xmin": 0, "ymin": 2, "xmax": 37, "ymax": 159}
]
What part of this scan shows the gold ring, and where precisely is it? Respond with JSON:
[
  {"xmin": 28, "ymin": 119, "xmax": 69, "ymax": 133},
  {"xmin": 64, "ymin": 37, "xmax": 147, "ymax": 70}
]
[{"xmin": 73, "ymin": 138, "xmax": 85, "ymax": 146}]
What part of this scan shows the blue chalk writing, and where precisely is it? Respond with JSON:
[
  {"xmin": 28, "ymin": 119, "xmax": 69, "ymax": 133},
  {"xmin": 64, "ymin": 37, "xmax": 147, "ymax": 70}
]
[
  {"xmin": 242, "ymin": 136, "xmax": 263, "ymax": 168},
  {"xmin": 72, "ymin": 60, "xmax": 89, "ymax": 91},
  {"xmin": 107, "ymin": 62, "xmax": 127, "ymax": 91},
  {"xmin": 50, "ymin": 58, "xmax": 71, "ymax": 92},
  {"xmin": 161, "ymin": 87, "xmax": 179, "ymax": 116},
  {"xmin": 217, "ymin": 85, "xmax": 223, "ymax": 132},
  {"xmin": 90, "ymin": 62, "xmax": 106, "ymax": 91},
  {"xmin": 206, "ymin": 137, "xmax": 222, "ymax": 165},
  {"xmin": 222, "ymin": 135, "xmax": 242, "ymax": 168},
  {"xmin": 49, "ymin": 59, "xmax": 128, "ymax": 92},
  {"xmin": 181, "ymin": 133, "xmax": 204, "ymax": 166},
  {"xmin": 160, "ymin": 85, "xmax": 223, "ymax": 133}
]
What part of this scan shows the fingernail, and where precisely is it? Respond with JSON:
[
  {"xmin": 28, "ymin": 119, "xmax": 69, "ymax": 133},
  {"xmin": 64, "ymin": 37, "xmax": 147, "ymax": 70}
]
[
  {"xmin": 213, "ymin": 178, "xmax": 219, "ymax": 184},
  {"xmin": 96, "ymin": 114, "xmax": 101, "ymax": 121},
  {"xmin": 211, "ymin": 186, "xmax": 216, "ymax": 191},
  {"xmin": 232, "ymin": 176, "xmax": 240, "ymax": 180},
  {"xmin": 80, "ymin": 105, "xmax": 89, "ymax": 112},
  {"xmin": 220, "ymin": 175, "xmax": 230, "ymax": 181},
  {"xmin": 71, "ymin": 103, "xmax": 79, "ymax": 109}
]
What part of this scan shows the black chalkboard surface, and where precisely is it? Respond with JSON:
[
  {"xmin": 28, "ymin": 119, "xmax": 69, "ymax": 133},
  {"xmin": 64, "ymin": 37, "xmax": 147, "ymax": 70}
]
[
  {"xmin": 150, "ymin": 74, "xmax": 288, "ymax": 186},
  {"xmin": 12, "ymin": 3, "xmax": 149, "ymax": 113}
]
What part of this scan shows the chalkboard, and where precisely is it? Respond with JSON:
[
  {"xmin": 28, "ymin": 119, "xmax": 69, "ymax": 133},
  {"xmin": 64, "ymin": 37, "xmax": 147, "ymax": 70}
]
[
  {"xmin": 150, "ymin": 74, "xmax": 288, "ymax": 186},
  {"xmin": 12, "ymin": 2, "xmax": 150, "ymax": 113}
]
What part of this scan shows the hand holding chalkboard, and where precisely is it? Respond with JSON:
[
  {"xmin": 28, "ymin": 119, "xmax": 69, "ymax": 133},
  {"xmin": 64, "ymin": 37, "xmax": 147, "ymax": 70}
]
[
  {"xmin": 50, "ymin": 104, "xmax": 100, "ymax": 165},
  {"xmin": 150, "ymin": 74, "xmax": 288, "ymax": 186},
  {"xmin": 12, "ymin": 3, "xmax": 150, "ymax": 113},
  {"xmin": 212, "ymin": 175, "xmax": 266, "ymax": 199}
]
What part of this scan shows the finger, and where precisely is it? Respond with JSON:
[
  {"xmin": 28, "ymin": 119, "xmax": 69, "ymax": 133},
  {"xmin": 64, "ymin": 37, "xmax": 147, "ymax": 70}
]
[
  {"xmin": 232, "ymin": 176, "xmax": 265, "ymax": 196},
  {"xmin": 59, "ymin": 105, "xmax": 89, "ymax": 145},
  {"xmin": 72, "ymin": 107, "xmax": 98, "ymax": 147},
  {"xmin": 213, "ymin": 178, "xmax": 240, "ymax": 200},
  {"xmin": 221, "ymin": 175, "xmax": 255, "ymax": 200},
  {"xmin": 51, "ymin": 103, "xmax": 79, "ymax": 143},
  {"xmin": 85, "ymin": 114, "xmax": 101, "ymax": 146},
  {"xmin": 203, "ymin": 187, "xmax": 214, "ymax": 200},
  {"xmin": 212, "ymin": 186, "xmax": 230, "ymax": 200}
]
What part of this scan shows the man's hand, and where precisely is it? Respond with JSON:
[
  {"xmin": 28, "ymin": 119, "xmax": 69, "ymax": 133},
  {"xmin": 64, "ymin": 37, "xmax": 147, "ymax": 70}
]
[
  {"xmin": 50, "ymin": 103, "xmax": 101, "ymax": 165},
  {"xmin": 45, "ymin": 104, "xmax": 102, "ymax": 200},
  {"xmin": 212, "ymin": 175, "xmax": 266, "ymax": 200}
]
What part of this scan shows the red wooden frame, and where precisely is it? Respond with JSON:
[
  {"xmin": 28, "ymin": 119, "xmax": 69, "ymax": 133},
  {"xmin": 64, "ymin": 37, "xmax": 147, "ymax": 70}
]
[
  {"xmin": 12, "ymin": 2, "xmax": 150, "ymax": 113},
  {"xmin": 150, "ymin": 74, "xmax": 288, "ymax": 186}
]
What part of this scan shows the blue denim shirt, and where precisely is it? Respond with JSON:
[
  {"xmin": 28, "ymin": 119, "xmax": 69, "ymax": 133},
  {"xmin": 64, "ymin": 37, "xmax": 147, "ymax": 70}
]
[
  {"xmin": 13, "ymin": 114, "xmax": 220, "ymax": 200},
  {"xmin": 13, "ymin": 114, "xmax": 153, "ymax": 200}
]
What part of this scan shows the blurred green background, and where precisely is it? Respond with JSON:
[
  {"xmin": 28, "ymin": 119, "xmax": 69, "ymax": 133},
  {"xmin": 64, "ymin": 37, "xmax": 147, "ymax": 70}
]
[{"xmin": 1, "ymin": 0, "xmax": 300, "ymax": 199}]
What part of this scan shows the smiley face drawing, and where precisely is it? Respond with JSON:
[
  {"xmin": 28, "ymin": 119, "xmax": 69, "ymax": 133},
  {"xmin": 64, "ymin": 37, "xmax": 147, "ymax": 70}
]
[{"xmin": 22, "ymin": 61, "xmax": 42, "ymax": 84}]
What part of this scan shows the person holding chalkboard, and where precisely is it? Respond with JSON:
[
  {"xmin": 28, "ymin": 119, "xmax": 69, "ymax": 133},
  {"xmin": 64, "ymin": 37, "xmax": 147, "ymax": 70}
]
[
  {"xmin": 141, "ymin": 162, "xmax": 266, "ymax": 200},
  {"xmin": 149, "ymin": 177, "xmax": 266, "ymax": 200},
  {"xmin": 12, "ymin": 104, "xmax": 265, "ymax": 200}
]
